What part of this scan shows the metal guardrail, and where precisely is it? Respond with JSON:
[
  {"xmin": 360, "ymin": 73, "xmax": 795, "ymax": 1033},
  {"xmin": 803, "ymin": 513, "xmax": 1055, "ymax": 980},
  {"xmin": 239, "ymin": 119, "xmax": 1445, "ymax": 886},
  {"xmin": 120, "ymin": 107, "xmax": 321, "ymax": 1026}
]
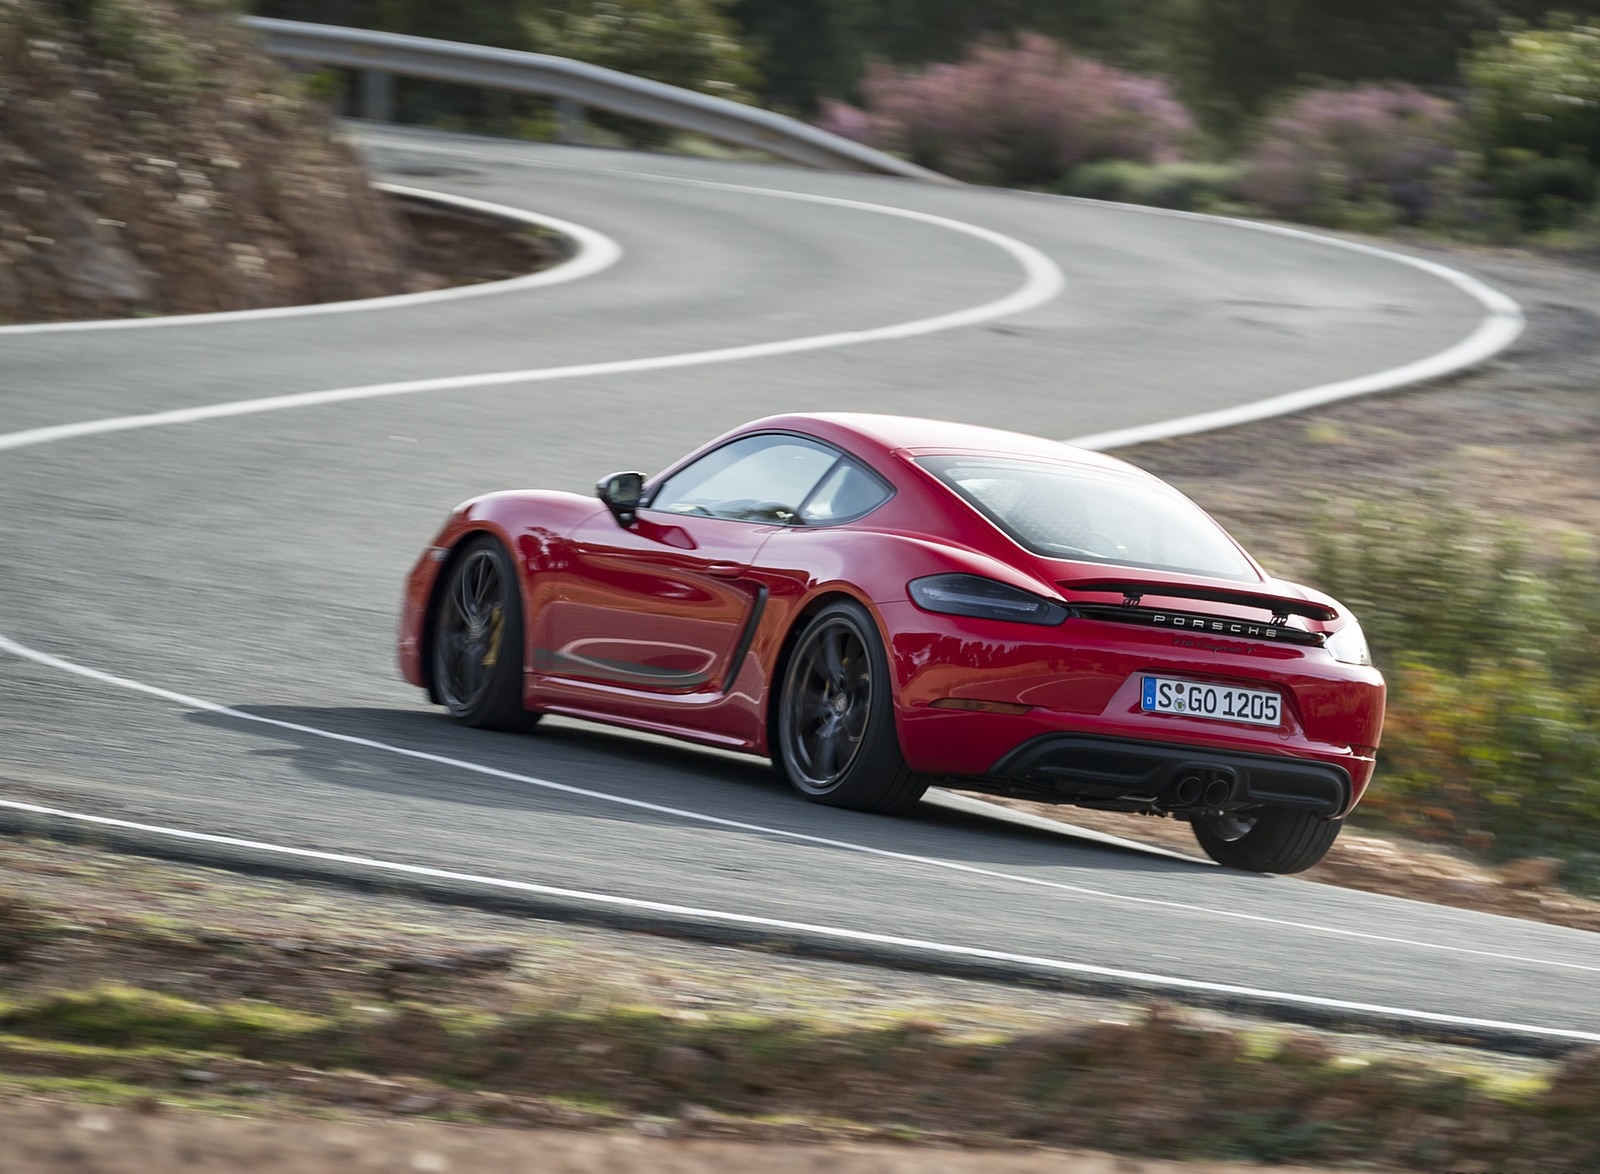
[{"xmin": 241, "ymin": 17, "xmax": 950, "ymax": 183}]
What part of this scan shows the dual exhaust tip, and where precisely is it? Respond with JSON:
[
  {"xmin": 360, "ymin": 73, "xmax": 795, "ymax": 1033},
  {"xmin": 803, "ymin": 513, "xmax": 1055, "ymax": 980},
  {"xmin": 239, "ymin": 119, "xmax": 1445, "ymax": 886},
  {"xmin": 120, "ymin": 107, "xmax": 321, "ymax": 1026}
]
[{"xmin": 1172, "ymin": 769, "xmax": 1235, "ymax": 809}]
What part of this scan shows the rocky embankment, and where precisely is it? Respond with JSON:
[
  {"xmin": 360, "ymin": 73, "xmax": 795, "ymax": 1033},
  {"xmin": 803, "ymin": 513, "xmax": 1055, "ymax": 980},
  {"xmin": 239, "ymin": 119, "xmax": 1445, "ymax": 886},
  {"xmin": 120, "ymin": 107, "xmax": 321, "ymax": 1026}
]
[{"xmin": 0, "ymin": 0, "xmax": 411, "ymax": 324}]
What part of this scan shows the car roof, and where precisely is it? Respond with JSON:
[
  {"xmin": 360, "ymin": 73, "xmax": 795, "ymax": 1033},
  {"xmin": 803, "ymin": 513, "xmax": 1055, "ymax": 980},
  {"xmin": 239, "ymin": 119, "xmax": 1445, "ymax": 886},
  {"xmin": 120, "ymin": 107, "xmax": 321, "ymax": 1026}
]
[{"xmin": 738, "ymin": 413, "xmax": 1150, "ymax": 478}]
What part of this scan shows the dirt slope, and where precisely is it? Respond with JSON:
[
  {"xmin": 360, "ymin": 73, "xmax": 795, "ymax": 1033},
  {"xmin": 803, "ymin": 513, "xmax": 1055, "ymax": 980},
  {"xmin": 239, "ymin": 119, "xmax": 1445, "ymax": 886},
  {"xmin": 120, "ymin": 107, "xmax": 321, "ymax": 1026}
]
[{"xmin": 0, "ymin": 0, "xmax": 408, "ymax": 324}]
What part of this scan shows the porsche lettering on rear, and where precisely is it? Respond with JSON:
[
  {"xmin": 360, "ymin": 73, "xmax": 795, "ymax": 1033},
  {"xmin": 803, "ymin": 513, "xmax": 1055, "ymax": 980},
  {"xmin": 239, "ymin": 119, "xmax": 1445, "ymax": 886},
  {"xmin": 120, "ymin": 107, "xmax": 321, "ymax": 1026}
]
[{"xmin": 1155, "ymin": 613, "xmax": 1281, "ymax": 638}]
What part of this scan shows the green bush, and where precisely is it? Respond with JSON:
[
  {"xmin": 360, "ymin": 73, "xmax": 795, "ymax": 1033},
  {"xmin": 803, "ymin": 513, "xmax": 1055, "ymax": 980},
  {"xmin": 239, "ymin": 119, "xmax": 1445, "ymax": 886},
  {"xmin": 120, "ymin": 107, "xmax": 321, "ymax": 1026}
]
[
  {"xmin": 1311, "ymin": 494, "xmax": 1600, "ymax": 890},
  {"xmin": 1465, "ymin": 16, "xmax": 1600, "ymax": 230},
  {"xmin": 531, "ymin": 0, "xmax": 758, "ymax": 145},
  {"xmin": 1372, "ymin": 663, "xmax": 1600, "ymax": 882},
  {"xmin": 1482, "ymin": 149, "xmax": 1598, "ymax": 233},
  {"xmin": 85, "ymin": 0, "xmax": 204, "ymax": 97},
  {"xmin": 253, "ymin": 0, "xmax": 758, "ymax": 143},
  {"xmin": 532, "ymin": 0, "xmax": 756, "ymax": 100},
  {"xmin": 1061, "ymin": 160, "xmax": 1244, "ymax": 212}
]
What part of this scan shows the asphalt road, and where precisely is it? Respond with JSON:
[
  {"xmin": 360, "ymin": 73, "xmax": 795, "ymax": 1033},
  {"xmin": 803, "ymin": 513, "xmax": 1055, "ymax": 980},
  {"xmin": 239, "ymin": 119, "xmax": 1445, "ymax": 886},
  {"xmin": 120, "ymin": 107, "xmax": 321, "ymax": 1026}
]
[{"xmin": 2, "ymin": 130, "xmax": 1594, "ymax": 1046}]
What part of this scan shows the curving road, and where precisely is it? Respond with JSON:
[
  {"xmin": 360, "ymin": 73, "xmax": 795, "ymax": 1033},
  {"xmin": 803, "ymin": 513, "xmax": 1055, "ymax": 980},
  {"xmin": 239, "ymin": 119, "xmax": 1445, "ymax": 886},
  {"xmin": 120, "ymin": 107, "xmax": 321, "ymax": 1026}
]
[{"xmin": 2, "ymin": 128, "xmax": 1594, "ymax": 1049}]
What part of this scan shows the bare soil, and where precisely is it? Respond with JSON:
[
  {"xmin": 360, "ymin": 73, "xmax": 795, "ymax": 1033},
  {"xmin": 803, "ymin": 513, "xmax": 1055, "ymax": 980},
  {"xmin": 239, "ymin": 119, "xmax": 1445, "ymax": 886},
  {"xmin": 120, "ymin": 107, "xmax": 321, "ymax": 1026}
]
[
  {"xmin": 393, "ymin": 194, "xmax": 559, "ymax": 291},
  {"xmin": 0, "ymin": 1102, "xmax": 1376, "ymax": 1174}
]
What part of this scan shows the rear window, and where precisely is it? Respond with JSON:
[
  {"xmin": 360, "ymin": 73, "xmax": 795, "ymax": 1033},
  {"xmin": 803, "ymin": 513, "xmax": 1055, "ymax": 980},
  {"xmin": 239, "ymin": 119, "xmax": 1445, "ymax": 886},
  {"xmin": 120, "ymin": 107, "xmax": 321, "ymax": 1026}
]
[{"xmin": 918, "ymin": 455, "xmax": 1256, "ymax": 581}]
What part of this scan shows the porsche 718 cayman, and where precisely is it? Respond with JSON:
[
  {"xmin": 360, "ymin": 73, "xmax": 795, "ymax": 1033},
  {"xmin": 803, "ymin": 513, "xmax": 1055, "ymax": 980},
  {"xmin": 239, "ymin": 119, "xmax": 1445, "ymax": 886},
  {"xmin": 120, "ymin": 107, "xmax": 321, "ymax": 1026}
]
[{"xmin": 398, "ymin": 414, "xmax": 1385, "ymax": 873}]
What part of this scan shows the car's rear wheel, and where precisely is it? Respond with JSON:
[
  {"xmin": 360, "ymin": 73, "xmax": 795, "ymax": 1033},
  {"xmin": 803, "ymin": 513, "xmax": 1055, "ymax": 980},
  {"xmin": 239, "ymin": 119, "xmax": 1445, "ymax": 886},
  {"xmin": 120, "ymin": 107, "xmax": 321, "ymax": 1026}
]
[
  {"xmin": 776, "ymin": 601, "xmax": 928, "ymax": 815},
  {"xmin": 1191, "ymin": 807, "xmax": 1341, "ymax": 873},
  {"xmin": 431, "ymin": 536, "xmax": 534, "ymax": 731}
]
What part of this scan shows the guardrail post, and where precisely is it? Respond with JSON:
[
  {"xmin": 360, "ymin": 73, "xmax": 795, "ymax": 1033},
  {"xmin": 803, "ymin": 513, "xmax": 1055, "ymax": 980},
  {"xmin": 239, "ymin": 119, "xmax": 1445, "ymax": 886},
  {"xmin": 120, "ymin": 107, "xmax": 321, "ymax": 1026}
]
[
  {"xmin": 556, "ymin": 96, "xmax": 585, "ymax": 145},
  {"xmin": 360, "ymin": 69, "xmax": 395, "ymax": 122}
]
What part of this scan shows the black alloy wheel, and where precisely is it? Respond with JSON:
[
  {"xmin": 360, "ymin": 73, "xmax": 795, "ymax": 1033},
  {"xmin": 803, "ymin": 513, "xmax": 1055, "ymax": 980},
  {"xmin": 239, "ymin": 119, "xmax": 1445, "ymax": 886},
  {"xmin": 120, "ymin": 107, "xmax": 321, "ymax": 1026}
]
[
  {"xmin": 430, "ymin": 536, "xmax": 534, "ymax": 731},
  {"xmin": 1191, "ymin": 806, "xmax": 1342, "ymax": 873},
  {"xmin": 776, "ymin": 601, "xmax": 928, "ymax": 815}
]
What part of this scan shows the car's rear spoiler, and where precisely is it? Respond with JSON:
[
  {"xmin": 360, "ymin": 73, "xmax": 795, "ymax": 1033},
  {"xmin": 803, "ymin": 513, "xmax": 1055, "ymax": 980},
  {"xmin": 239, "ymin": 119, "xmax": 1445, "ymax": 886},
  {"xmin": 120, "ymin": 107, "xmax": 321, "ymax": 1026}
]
[{"xmin": 1057, "ymin": 579, "xmax": 1338, "ymax": 622}]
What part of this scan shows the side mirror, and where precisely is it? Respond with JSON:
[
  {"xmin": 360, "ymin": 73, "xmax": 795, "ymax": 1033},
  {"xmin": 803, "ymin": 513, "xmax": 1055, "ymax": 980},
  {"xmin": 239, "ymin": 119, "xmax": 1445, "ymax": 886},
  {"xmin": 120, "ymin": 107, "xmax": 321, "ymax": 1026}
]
[{"xmin": 596, "ymin": 471, "xmax": 646, "ymax": 527}]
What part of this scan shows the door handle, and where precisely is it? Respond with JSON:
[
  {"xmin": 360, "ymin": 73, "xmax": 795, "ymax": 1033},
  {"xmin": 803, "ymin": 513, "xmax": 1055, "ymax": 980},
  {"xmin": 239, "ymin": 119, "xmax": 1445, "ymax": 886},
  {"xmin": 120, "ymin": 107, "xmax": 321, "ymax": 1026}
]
[{"xmin": 706, "ymin": 561, "xmax": 745, "ymax": 579}]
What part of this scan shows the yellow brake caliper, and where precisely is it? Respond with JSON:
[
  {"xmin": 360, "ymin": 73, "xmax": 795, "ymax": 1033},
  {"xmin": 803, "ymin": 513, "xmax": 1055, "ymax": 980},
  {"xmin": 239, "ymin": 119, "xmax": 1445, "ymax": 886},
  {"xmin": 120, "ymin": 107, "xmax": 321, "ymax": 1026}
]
[{"xmin": 482, "ymin": 605, "xmax": 503, "ymax": 669}]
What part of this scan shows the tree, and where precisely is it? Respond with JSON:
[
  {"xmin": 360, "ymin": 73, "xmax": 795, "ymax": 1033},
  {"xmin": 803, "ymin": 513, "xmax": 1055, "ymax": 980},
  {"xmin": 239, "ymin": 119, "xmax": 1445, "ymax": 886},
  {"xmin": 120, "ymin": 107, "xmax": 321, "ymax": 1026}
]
[
  {"xmin": 254, "ymin": 0, "xmax": 532, "ymax": 49},
  {"xmin": 1465, "ymin": 15, "xmax": 1600, "ymax": 227},
  {"xmin": 531, "ymin": 0, "xmax": 757, "ymax": 101}
]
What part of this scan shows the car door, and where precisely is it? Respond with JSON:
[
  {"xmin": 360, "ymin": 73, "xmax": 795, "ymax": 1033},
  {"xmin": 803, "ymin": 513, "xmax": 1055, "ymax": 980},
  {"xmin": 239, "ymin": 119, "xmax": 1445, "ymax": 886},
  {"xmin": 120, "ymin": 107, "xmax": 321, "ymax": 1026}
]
[{"xmin": 535, "ymin": 433, "xmax": 843, "ymax": 694}]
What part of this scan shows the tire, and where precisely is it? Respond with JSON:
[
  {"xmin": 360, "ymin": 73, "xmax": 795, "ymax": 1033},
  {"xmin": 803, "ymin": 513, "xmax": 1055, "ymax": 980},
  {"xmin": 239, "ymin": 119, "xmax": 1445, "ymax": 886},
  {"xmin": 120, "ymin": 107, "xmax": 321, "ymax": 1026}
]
[
  {"xmin": 430, "ymin": 536, "xmax": 535, "ymax": 732},
  {"xmin": 775, "ymin": 601, "xmax": 928, "ymax": 815},
  {"xmin": 1191, "ymin": 807, "xmax": 1341, "ymax": 873}
]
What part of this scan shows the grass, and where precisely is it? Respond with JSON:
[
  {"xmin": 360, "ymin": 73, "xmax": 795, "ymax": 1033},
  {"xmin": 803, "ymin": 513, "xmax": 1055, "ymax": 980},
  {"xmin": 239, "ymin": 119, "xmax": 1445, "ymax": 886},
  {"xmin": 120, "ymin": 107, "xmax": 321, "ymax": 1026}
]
[
  {"xmin": 1, "ymin": 977, "xmax": 1592, "ymax": 1167},
  {"xmin": 0, "ymin": 985, "xmax": 327, "ymax": 1053}
]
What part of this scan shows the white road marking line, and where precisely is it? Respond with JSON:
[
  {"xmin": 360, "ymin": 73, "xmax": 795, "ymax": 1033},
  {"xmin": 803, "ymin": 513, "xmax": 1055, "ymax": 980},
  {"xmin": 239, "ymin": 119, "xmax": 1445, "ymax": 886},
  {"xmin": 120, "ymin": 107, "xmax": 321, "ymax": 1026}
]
[
  {"xmin": 0, "ymin": 185, "xmax": 622, "ymax": 336},
  {"xmin": 352, "ymin": 132, "xmax": 1527, "ymax": 451},
  {"xmin": 0, "ymin": 184, "xmax": 1062, "ymax": 454},
  {"xmin": 0, "ymin": 792, "xmax": 1594, "ymax": 1045},
  {"xmin": 0, "ymin": 633, "xmax": 1593, "ymax": 975},
  {"xmin": 1061, "ymin": 207, "xmax": 1524, "ymax": 450}
]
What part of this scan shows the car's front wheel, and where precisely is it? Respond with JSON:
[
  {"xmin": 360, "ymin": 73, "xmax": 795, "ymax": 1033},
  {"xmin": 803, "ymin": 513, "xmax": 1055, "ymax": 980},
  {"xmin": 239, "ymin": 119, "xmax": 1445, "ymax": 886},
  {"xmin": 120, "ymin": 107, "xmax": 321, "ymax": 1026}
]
[
  {"xmin": 776, "ymin": 601, "xmax": 928, "ymax": 815},
  {"xmin": 430, "ymin": 536, "xmax": 535, "ymax": 731},
  {"xmin": 1191, "ymin": 807, "xmax": 1341, "ymax": 873}
]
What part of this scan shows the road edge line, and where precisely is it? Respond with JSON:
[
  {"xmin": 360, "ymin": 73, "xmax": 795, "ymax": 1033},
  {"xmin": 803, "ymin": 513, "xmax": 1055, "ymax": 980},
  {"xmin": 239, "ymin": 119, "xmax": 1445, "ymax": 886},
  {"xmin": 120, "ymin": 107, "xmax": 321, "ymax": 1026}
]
[
  {"xmin": 1054, "ymin": 198, "xmax": 1525, "ymax": 451},
  {"xmin": 0, "ymin": 184, "xmax": 621, "ymax": 336},
  {"xmin": 0, "ymin": 800, "xmax": 1590, "ymax": 1058}
]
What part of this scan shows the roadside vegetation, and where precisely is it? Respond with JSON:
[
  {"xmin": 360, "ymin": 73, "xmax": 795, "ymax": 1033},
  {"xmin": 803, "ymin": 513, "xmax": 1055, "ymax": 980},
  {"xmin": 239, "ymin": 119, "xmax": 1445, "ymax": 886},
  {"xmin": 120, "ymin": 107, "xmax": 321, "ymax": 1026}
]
[
  {"xmin": 819, "ymin": 17, "xmax": 1600, "ymax": 239},
  {"xmin": 0, "ymin": 844, "xmax": 1596, "ymax": 1169},
  {"xmin": 1311, "ymin": 496, "xmax": 1600, "ymax": 894},
  {"xmin": 259, "ymin": 1, "xmax": 1600, "ymax": 241}
]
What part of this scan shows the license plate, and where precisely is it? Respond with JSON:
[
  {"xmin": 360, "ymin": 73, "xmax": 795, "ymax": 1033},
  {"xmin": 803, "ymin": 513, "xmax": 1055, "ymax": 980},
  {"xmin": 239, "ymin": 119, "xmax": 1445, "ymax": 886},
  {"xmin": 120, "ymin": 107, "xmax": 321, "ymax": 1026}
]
[{"xmin": 1141, "ymin": 676, "xmax": 1281, "ymax": 727}]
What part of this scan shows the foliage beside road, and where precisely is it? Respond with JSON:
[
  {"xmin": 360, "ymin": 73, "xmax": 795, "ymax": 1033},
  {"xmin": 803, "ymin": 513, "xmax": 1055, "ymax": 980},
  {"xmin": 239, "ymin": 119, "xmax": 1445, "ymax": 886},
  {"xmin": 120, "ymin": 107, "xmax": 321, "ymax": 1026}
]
[
  {"xmin": 0, "ymin": 841, "xmax": 1596, "ymax": 1170},
  {"xmin": 820, "ymin": 19, "xmax": 1600, "ymax": 236},
  {"xmin": 1311, "ymin": 497, "xmax": 1600, "ymax": 892},
  {"xmin": 256, "ymin": 1, "xmax": 1600, "ymax": 239}
]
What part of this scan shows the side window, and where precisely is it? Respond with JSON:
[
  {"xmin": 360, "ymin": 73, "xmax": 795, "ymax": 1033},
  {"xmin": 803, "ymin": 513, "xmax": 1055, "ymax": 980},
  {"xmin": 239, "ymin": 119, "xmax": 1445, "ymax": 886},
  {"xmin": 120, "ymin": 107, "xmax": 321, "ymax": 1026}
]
[
  {"xmin": 797, "ymin": 459, "xmax": 892, "ymax": 524},
  {"xmin": 649, "ymin": 435, "xmax": 840, "ymax": 524}
]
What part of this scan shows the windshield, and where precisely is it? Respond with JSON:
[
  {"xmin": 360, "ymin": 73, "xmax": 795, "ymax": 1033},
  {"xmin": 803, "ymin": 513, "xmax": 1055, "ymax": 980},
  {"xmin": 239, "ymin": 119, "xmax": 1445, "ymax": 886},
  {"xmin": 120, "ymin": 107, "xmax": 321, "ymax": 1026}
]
[{"xmin": 918, "ymin": 455, "xmax": 1257, "ymax": 581}]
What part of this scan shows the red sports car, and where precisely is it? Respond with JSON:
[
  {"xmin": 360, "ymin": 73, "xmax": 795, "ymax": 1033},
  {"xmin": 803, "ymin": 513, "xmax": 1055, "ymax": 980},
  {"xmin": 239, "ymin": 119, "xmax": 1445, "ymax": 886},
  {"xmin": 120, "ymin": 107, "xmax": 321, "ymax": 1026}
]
[{"xmin": 399, "ymin": 414, "xmax": 1384, "ymax": 873}]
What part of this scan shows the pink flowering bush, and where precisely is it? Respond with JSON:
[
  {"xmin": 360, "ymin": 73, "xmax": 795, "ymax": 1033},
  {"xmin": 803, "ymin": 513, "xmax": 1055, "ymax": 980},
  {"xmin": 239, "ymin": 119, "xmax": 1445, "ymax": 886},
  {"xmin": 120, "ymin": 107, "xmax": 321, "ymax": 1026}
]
[
  {"xmin": 814, "ymin": 35, "xmax": 1193, "ymax": 188},
  {"xmin": 1241, "ymin": 85, "xmax": 1466, "ymax": 228}
]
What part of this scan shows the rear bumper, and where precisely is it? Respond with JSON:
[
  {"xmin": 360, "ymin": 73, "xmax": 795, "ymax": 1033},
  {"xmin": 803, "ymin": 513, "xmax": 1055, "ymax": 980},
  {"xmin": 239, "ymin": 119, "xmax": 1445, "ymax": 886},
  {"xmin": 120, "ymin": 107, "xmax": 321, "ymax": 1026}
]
[
  {"xmin": 990, "ymin": 734, "xmax": 1352, "ymax": 816},
  {"xmin": 880, "ymin": 601, "xmax": 1383, "ymax": 815}
]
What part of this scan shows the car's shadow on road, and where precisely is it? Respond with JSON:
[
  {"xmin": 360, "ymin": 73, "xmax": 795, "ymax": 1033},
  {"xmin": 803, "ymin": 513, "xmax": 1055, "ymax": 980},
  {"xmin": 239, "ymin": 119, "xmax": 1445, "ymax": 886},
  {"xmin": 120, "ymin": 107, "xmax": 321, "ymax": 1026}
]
[{"xmin": 187, "ymin": 702, "xmax": 1219, "ymax": 881}]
